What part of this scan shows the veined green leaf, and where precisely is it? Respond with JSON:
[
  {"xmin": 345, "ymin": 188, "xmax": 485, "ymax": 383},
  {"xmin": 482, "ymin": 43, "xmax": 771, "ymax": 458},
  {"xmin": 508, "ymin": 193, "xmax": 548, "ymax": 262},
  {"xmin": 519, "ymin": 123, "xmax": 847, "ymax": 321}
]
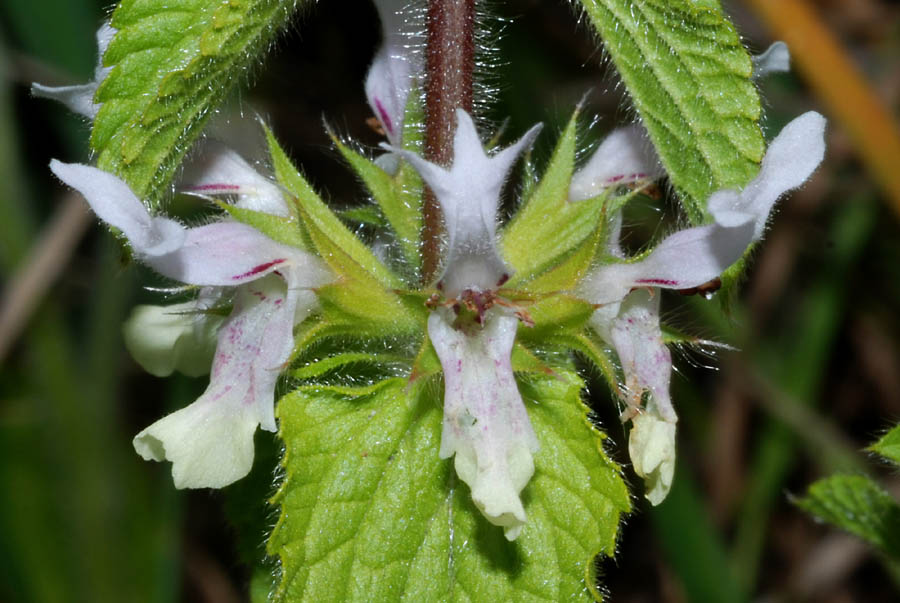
[
  {"xmin": 94, "ymin": 0, "xmax": 306, "ymax": 201},
  {"xmin": 578, "ymin": 0, "xmax": 764, "ymax": 220},
  {"xmin": 796, "ymin": 474, "xmax": 900, "ymax": 558},
  {"xmin": 502, "ymin": 110, "xmax": 609, "ymax": 285},
  {"xmin": 270, "ymin": 371, "xmax": 629, "ymax": 602}
]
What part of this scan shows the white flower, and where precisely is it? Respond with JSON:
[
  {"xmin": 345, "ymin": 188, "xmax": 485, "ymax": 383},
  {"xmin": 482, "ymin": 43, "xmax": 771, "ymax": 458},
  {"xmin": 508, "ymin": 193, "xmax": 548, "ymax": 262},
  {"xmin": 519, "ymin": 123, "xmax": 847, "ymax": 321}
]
[
  {"xmin": 126, "ymin": 142, "xmax": 293, "ymax": 378},
  {"xmin": 592, "ymin": 289, "xmax": 676, "ymax": 423},
  {"xmin": 390, "ymin": 109, "xmax": 542, "ymax": 296},
  {"xmin": 180, "ymin": 141, "xmax": 292, "ymax": 218},
  {"xmin": 429, "ymin": 310, "xmax": 539, "ymax": 541},
  {"xmin": 50, "ymin": 156, "xmax": 331, "ymax": 488},
  {"xmin": 391, "ymin": 110, "xmax": 542, "ymax": 539},
  {"xmin": 32, "ymin": 22, "xmax": 116, "ymax": 119},
  {"xmin": 581, "ymin": 111, "xmax": 826, "ymax": 306},
  {"xmin": 366, "ymin": 0, "xmax": 422, "ymax": 148},
  {"xmin": 364, "ymin": 0, "xmax": 424, "ymax": 173},
  {"xmin": 579, "ymin": 111, "xmax": 826, "ymax": 503}
]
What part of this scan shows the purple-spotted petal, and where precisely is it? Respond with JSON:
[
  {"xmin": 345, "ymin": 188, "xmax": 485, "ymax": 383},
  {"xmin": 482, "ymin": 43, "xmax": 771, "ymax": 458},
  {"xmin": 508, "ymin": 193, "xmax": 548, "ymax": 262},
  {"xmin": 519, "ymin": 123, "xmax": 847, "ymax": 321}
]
[
  {"xmin": 32, "ymin": 22, "xmax": 116, "ymax": 119},
  {"xmin": 589, "ymin": 290, "xmax": 677, "ymax": 504},
  {"xmin": 146, "ymin": 221, "xmax": 323, "ymax": 287},
  {"xmin": 429, "ymin": 309, "xmax": 539, "ymax": 541},
  {"xmin": 593, "ymin": 289, "xmax": 676, "ymax": 423},
  {"xmin": 389, "ymin": 109, "xmax": 542, "ymax": 295},
  {"xmin": 569, "ymin": 124, "xmax": 663, "ymax": 202},
  {"xmin": 581, "ymin": 221, "xmax": 753, "ymax": 305},
  {"xmin": 51, "ymin": 160, "xmax": 328, "ymax": 288}
]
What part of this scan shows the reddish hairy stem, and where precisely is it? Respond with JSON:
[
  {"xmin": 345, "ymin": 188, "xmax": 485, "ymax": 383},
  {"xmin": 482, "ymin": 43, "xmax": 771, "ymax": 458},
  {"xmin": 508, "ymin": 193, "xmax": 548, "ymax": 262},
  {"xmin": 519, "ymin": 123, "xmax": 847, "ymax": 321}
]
[{"xmin": 422, "ymin": 0, "xmax": 476, "ymax": 283}]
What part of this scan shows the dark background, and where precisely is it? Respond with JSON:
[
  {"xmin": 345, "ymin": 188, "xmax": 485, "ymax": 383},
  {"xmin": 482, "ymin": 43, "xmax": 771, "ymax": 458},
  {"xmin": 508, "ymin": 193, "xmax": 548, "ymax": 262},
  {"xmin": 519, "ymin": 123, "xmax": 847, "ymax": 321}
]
[{"xmin": 1, "ymin": 0, "xmax": 899, "ymax": 601}]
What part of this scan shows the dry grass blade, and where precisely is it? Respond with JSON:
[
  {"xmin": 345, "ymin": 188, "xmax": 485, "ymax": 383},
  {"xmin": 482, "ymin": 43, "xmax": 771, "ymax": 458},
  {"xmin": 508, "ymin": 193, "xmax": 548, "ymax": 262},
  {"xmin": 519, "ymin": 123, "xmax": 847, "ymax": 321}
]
[{"xmin": 0, "ymin": 192, "xmax": 91, "ymax": 364}]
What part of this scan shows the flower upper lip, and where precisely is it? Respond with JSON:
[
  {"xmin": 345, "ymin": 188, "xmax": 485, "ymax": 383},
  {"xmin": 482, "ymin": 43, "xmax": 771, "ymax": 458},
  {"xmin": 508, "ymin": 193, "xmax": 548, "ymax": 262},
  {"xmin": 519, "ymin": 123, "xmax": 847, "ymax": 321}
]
[{"xmin": 385, "ymin": 109, "xmax": 542, "ymax": 297}]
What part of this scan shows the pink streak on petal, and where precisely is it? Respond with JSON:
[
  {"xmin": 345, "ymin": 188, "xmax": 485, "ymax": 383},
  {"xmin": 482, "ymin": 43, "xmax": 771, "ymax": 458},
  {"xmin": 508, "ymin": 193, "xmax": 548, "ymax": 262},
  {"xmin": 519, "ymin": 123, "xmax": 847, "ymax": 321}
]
[
  {"xmin": 186, "ymin": 184, "xmax": 243, "ymax": 192},
  {"xmin": 232, "ymin": 259, "xmax": 286, "ymax": 281},
  {"xmin": 635, "ymin": 278, "xmax": 679, "ymax": 286},
  {"xmin": 375, "ymin": 98, "xmax": 394, "ymax": 136}
]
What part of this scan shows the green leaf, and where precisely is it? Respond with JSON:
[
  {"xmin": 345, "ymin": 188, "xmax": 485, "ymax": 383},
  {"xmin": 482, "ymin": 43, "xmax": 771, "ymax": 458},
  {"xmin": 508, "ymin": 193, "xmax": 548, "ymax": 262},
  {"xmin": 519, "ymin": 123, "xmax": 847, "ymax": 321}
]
[
  {"xmin": 219, "ymin": 203, "xmax": 308, "ymax": 250},
  {"xmin": 332, "ymin": 136, "xmax": 422, "ymax": 272},
  {"xmin": 264, "ymin": 125, "xmax": 401, "ymax": 289},
  {"xmin": 292, "ymin": 352, "xmax": 410, "ymax": 380},
  {"xmin": 869, "ymin": 423, "xmax": 900, "ymax": 467},
  {"xmin": 502, "ymin": 110, "xmax": 610, "ymax": 286},
  {"xmin": 578, "ymin": 0, "xmax": 764, "ymax": 220},
  {"xmin": 270, "ymin": 371, "xmax": 629, "ymax": 602},
  {"xmin": 93, "ymin": 0, "xmax": 304, "ymax": 201},
  {"xmin": 508, "ymin": 224, "xmax": 603, "ymax": 294},
  {"xmin": 796, "ymin": 474, "xmax": 900, "ymax": 558},
  {"xmin": 518, "ymin": 294, "xmax": 595, "ymax": 341},
  {"xmin": 340, "ymin": 205, "xmax": 387, "ymax": 228}
]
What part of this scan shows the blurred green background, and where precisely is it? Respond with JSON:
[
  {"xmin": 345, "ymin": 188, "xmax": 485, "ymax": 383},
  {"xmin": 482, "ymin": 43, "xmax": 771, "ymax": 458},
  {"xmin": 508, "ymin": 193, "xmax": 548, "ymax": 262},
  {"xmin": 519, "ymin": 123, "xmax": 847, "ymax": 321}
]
[{"xmin": 1, "ymin": 0, "xmax": 899, "ymax": 601}]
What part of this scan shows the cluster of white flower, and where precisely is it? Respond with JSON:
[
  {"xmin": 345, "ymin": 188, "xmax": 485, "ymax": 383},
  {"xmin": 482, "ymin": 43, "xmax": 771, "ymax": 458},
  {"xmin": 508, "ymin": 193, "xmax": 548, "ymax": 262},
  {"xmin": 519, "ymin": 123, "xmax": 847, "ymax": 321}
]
[{"xmin": 38, "ymin": 0, "xmax": 825, "ymax": 541}]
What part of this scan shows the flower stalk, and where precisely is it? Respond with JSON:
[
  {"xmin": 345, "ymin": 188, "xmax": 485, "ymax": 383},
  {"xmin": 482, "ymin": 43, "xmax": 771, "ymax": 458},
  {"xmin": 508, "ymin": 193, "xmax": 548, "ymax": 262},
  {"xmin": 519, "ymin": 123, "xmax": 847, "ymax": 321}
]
[{"xmin": 422, "ymin": 0, "xmax": 476, "ymax": 282}]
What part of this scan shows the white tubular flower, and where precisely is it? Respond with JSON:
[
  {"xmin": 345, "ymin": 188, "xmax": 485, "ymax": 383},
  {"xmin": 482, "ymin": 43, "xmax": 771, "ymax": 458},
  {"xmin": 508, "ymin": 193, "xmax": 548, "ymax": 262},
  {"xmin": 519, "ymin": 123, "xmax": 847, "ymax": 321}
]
[
  {"xmin": 32, "ymin": 22, "xmax": 116, "ymax": 119},
  {"xmin": 50, "ymin": 159, "xmax": 332, "ymax": 488},
  {"xmin": 392, "ymin": 110, "xmax": 542, "ymax": 539},
  {"xmin": 579, "ymin": 112, "xmax": 825, "ymax": 504},
  {"xmin": 429, "ymin": 310, "xmax": 539, "ymax": 541},
  {"xmin": 366, "ymin": 0, "xmax": 422, "ymax": 147},
  {"xmin": 752, "ymin": 41, "xmax": 791, "ymax": 79},
  {"xmin": 589, "ymin": 288, "xmax": 677, "ymax": 504},
  {"xmin": 581, "ymin": 111, "xmax": 826, "ymax": 306},
  {"xmin": 569, "ymin": 124, "xmax": 663, "ymax": 202}
]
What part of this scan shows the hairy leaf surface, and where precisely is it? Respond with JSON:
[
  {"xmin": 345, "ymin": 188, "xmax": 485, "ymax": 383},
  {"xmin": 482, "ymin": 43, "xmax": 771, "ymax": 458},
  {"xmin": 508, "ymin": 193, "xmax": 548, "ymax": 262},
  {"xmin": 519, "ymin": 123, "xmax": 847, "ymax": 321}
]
[
  {"xmin": 270, "ymin": 371, "xmax": 629, "ymax": 602},
  {"xmin": 93, "ymin": 0, "xmax": 305, "ymax": 201},
  {"xmin": 578, "ymin": 0, "xmax": 764, "ymax": 220},
  {"xmin": 796, "ymin": 474, "xmax": 900, "ymax": 558}
]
